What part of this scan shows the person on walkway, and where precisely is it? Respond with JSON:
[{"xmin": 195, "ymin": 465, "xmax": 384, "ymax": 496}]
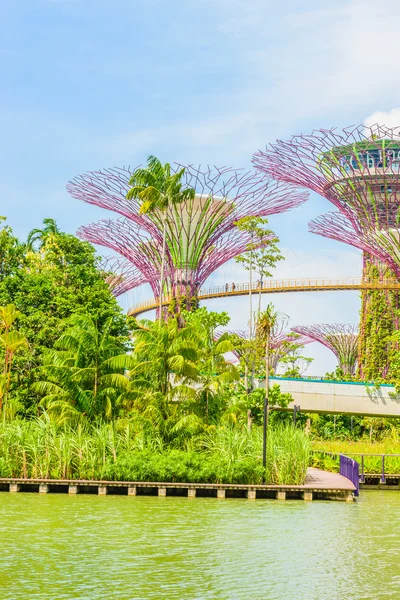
[
  {"xmin": 232, "ymin": 282, "xmax": 236, "ymax": 291},
  {"xmin": 225, "ymin": 283, "xmax": 229, "ymax": 292}
]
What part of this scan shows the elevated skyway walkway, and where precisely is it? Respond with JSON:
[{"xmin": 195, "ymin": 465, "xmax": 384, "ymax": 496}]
[
  {"xmin": 263, "ymin": 376, "xmax": 400, "ymax": 418},
  {"xmin": 128, "ymin": 277, "xmax": 400, "ymax": 317}
]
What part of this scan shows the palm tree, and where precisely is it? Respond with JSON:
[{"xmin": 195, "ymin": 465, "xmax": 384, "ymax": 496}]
[
  {"xmin": 0, "ymin": 304, "xmax": 22, "ymax": 332},
  {"xmin": 126, "ymin": 157, "xmax": 195, "ymax": 323},
  {"xmin": 130, "ymin": 318, "xmax": 199, "ymax": 398},
  {"xmin": 34, "ymin": 314, "xmax": 131, "ymax": 421},
  {"xmin": 27, "ymin": 218, "xmax": 60, "ymax": 250},
  {"xmin": 0, "ymin": 304, "xmax": 28, "ymax": 416},
  {"xmin": 256, "ymin": 303, "xmax": 287, "ymax": 471}
]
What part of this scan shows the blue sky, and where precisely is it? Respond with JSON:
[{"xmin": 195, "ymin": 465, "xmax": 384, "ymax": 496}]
[{"xmin": 1, "ymin": 0, "xmax": 400, "ymax": 373}]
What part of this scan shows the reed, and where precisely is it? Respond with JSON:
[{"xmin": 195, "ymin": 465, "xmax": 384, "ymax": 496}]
[{"xmin": 0, "ymin": 419, "xmax": 310, "ymax": 485}]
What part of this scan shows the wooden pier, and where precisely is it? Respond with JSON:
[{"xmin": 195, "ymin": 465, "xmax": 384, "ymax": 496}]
[
  {"xmin": 0, "ymin": 468, "xmax": 355, "ymax": 501},
  {"xmin": 360, "ymin": 474, "xmax": 400, "ymax": 490}
]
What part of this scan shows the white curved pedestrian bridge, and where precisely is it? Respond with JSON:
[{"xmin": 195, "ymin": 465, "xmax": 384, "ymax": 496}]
[{"xmin": 265, "ymin": 376, "xmax": 400, "ymax": 417}]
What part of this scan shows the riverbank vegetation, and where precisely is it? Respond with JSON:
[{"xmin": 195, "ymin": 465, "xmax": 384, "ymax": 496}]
[
  {"xmin": 0, "ymin": 419, "xmax": 309, "ymax": 484},
  {"xmin": 0, "ymin": 216, "xmax": 315, "ymax": 484},
  {"xmin": 2, "ymin": 214, "xmax": 400, "ymax": 485}
]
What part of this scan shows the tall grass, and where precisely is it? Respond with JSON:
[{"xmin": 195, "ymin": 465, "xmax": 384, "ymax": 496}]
[
  {"xmin": 200, "ymin": 425, "xmax": 310, "ymax": 485},
  {"xmin": 312, "ymin": 439, "xmax": 400, "ymax": 474},
  {"xmin": 0, "ymin": 418, "xmax": 310, "ymax": 485}
]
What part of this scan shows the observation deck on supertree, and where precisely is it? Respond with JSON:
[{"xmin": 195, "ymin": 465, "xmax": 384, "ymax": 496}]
[
  {"xmin": 253, "ymin": 124, "xmax": 400, "ymax": 380},
  {"xmin": 253, "ymin": 124, "xmax": 400, "ymax": 228},
  {"xmin": 292, "ymin": 324, "xmax": 359, "ymax": 376},
  {"xmin": 68, "ymin": 164, "xmax": 306, "ymax": 314}
]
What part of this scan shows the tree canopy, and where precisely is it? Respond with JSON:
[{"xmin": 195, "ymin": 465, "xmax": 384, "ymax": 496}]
[{"xmin": 0, "ymin": 218, "xmax": 127, "ymax": 412}]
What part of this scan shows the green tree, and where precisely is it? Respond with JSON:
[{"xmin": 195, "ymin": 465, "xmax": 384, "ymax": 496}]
[
  {"xmin": 126, "ymin": 157, "xmax": 195, "ymax": 322},
  {"xmin": 0, "ymin": 217, "xmax": 25, "ymax": 280},
  {"xmin": 27, "ymin": 218, "xmax": 61, "ymax": 250},
  {"xmin": 34, "ymin": 314, "xmax": 130, "ymax": 422},
  {"xmin": 234, "ymin": 216, "xmax": 283, "ymax": 333},
  {"xmin": 0, "ymin": 304, "xmax": 28, "ymax": 416},
  {"xmin": 183, "ymin": 308, "xmax": 238, "ymax": 423},
  {"xmin": 0, "ymin": 224, "xmax": 127, "ymax": 413},
  {"xmin": 130, "ymin": 317, "xmax": 199, "ymax": 398},
  {"xmin": 256, "ymin": 303, "xmax": 286, "ymax": 469}
]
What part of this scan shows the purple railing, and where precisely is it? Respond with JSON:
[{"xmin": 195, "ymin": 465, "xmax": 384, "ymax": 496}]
[{"xmin": 340, "ymin": 455, "xmax": 359, "ymax": 496}]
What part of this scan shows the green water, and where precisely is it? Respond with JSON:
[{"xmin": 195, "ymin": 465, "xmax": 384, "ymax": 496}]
[{"xmin": 0, "ymin": 492, "xmax": 399, "ymax": 599}]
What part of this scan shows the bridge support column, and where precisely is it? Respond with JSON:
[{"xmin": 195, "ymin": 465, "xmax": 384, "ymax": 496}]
[
  {"xmin": 9, "ymin": 483, "xmax": 20, "ymax": 493},
  {"xmin": 217, "ymin": 489, "xmax": 225, "ymax": 499},
  {"xmin": 158, "ymin": 487, "xmax": 167, "ymax": 497},
  {"xmin": 247, "ymin": 490, "xmax": 256, "ymax": 500},
  {"xmin": 39, "ymin": 484, "xmax": 49, "ymax": 494},
  {"xmin": 128, "ymin": 486, "xmax": 137, "ymax": 496},
  {"xmin": 98, "ymin": 486, "xmax": 107, "ymax": 495},
  {"xmin": 188, "ymin": 488, "xmax": 196, "ymax": 498},
  {"xmin": 276, "ymin": 491, "xmax": 286, "ymax": 501},
  {"xmin": 68, "ymin": 485, "xmax": 78, "ymax": 495},
  {"xmin": 303, "ymin": 491, "xmax": 313, "ymax": 501}
]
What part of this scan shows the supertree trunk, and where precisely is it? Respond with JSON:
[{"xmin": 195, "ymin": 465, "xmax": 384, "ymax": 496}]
[{"xmin": 358, "ymin": 254, "xmax": 398, "ymax": 380}]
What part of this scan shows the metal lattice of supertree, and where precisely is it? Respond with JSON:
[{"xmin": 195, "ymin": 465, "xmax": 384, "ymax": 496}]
[
  {"xmin": 99, "ymin": 256, "xmax": 148, "ymax": 297},
  {"xmin": 217, "ymin": 327, "xmax": 311, "ymax": 371},
  {"xmin": 68, "ymin": 164, "xmax": 307, "ymax": 314},
  {"xmin": 253, "ymin": 124, "xmax": 400, "ymax": 230},
  {"xmin": 253, "ymin": 124, "xmax": 400, "ymax": 379},
  {"xmin": 292, "ymin": 324, "xmax": 359, "ymax": 375},
  {"xmin": 309, "ymin": 211, "xmax": 400, "ymax": 279}
]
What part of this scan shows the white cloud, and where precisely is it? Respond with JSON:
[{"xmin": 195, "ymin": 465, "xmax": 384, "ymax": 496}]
[
  {"xmin": 364, "ymin": 108, "xmax": 400, "ymax": 131},
  {"xmin": 107, "ymin": 0, "xmax": 400, "ymax": 165}
]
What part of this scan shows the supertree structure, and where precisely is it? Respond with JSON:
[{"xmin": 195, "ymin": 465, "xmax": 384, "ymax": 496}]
[
  {"xmin": 217, "ymin": 327, "xmax": 311, "ymax": 371},
  {"xmin": 292, "ymin": 324, "xmax": 359, "ymax": 376},
  {"xmin": 68, "ymin": 164, "xmax": 307, "ymax": 316},
  {"xmin": 99, "ymin": 256, "xmax": 148, "ymax": 297},
  {"xmin": 254, "ymin": 124, "xmax": 400, "ymax": 379}
]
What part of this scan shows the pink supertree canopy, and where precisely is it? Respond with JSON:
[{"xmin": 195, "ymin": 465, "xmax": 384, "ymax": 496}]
[
  {"xmin": 309, "ymin": 211, "xmax": 400, "ymax": 279},
  {"xmin": 99, "ymin": 256, "xmax": 148, "ymax": 298},
  {"xmin": 217, "ymin": 327, "xmax": 311, "ymax": 370},
  {"xmin": 253, "ymin": 124, "xmax": 400, "ymax": 227},
  {"xmin": 254, "ymin": 123, "xmax": 400, "ymax": 276},
  {"xmin": 292, "ymin": 324, "xmax": 359, "ymax": 375},
  {"xmin": 69, "ymin": 164, "xmax": 307, "ymax": 302}
]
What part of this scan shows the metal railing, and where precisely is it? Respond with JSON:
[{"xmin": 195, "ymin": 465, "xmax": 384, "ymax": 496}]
[
  {"xmin": 353, "ymin": 453, "xmax": 400, "ymax": 484},
  {"xmin": 340, "ymin": 455, "xmax": 360, "ymax": 496},
  {"xmin": 314, "ymin": 450, "xmax": 400, "ymax": 492},
  {"xmin": 129, "ymin": 277, "xmax": 400, "ymax": 317}
]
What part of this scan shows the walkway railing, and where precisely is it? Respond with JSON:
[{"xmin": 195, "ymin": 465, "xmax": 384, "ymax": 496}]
[
  {"xmin": 313, "ymin": 451, "xmax": 360, "ymax": 496},
  {"xmin": 313, "ymin": 451, "xmax": 400, "ymax": 493},
  {"xmin": 353, "ymin": 453, "xmax": 400, "ymax": 484},
  {"xmin": 129, "ymin": 277, "xmax": 400, "ymax": 317},
  {"xmin": 340, "ymin": 455, "xmax": 360, "ymax": 496}
]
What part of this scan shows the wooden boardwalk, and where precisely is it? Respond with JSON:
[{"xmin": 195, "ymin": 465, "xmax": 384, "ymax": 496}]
[
  {"xmin": 304, "ymin": 467, "xmax": 355, "ymax": 491},
  {"xmin": 0, "ymin": 468, "xmax": 355, "ymax": 501}
]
